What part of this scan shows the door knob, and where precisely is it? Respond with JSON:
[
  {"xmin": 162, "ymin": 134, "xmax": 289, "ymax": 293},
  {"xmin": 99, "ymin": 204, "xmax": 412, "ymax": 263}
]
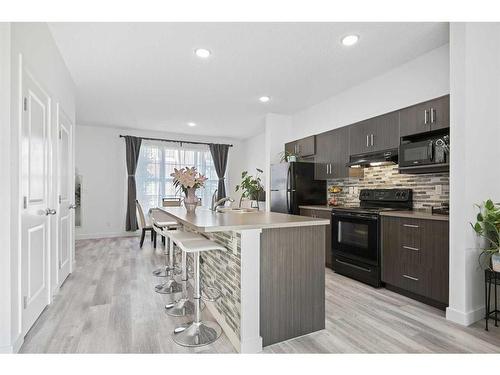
[
  {"xmin": 45, "ymin": 208, "xmax": 57, "ymax": 215},
  {"xmin": 69, "ymin": 204, "xmax": 77, "ymax": 209}
]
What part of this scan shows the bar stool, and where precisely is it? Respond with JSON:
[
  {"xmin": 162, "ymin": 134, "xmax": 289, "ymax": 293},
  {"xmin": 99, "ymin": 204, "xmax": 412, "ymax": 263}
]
[
  {"xmin": 155, "ymin": 230, "xmax": 203, "ymax": 294},
  {"xmin": 150, "ymin": 208, "xmax": 181, "ymax": 278},
  {"xmin": 165, "ymin": 231, "xmax": 206, "ymax": 317},
  {"xmin": 172, "ymin": 238, "xmax": 226, "ymax": 347}
]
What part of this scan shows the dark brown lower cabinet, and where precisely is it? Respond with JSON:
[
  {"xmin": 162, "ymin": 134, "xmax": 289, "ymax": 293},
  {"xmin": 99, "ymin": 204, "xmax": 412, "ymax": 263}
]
[
  {"xmin": 300, "ymin": 208, "xmax": 332, "ymax": 267},
  {"xmin": 381, "ymin": 216, "xmax": 449, "ymax": 309}
]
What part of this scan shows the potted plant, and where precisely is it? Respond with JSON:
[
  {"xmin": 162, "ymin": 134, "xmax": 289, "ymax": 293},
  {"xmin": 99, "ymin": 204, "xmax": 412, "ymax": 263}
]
[
  {"xmin": 170, "ymin": 167, "xmax": 208, "ymax": 213},
  {"xmin": 471, "ymin": 199, "xmax": 500, "ymax": 271},
  {"xmin": 235, "ymin": 168, "xmax": 264, "ymax": 210},
  {"xmin": 278, "ymin": 150, "xmax": 299, "ymax": 163}
]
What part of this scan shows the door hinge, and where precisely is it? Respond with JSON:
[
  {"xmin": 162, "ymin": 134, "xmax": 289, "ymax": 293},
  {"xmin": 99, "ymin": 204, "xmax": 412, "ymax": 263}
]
[
  {"xmin": 23, "ymin": 296, "xmax": 27, "ymax": 309},
  {"xmin": 23, "ymin": 196, "xmax": 27, "ymax": 209},
  {"xmin": 59, "ymin": 195, "xmax": 62, "ymax": 204},
  {"xmin": 23, "ymin": 97, "xmax": 27, "ymax": 111}
]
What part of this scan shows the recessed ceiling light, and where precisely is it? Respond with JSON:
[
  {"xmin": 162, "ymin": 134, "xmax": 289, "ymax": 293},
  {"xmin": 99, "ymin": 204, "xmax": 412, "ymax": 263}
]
[
  {"xmin": 259, "ymin": 96, "xmax": 271, "ymax": 103},
  {"xmin": 187, "ymin": 122, "xmax": 197, "ymax": 127},
  {"xmin": 194, "ymin": 48, "xmax": 211, "ymax": 58},
  {"xmin": 341, "ymin": 34, "xmax": 359, "ymax": 46}
]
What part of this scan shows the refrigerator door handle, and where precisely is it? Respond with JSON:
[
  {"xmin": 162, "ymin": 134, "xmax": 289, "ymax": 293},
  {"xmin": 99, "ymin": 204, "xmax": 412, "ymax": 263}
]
[{"xmin": 286, "ymin": 165, "xmax": 291, "ymax": 213}]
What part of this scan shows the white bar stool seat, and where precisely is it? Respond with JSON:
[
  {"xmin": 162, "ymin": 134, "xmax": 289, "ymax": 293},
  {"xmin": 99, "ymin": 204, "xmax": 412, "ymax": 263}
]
[
  {"xmin": 172, "ymin": 238, "xmax": 226, "ymax": 347},
  {"xmin": 154, "ymin": 230, "xmax": 204, "ymax": 294}
]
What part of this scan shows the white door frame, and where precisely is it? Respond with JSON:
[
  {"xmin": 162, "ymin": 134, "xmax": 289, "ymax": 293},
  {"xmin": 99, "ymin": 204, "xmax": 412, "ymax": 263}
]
[{"xmin": 56, "ymin": 104, "xmax": 75, "ymax": 287}]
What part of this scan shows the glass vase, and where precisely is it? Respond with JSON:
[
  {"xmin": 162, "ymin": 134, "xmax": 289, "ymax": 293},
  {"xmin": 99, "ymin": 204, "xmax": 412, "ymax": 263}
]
[{"xmin": 184, "ymin": 187, "xmax": 198, "ymax": 213}]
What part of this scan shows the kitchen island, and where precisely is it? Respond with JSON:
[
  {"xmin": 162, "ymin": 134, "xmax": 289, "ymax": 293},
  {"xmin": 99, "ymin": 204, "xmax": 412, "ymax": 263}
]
[{"xmin": 160, "ymin": 207, "xmax": 329, "ymax": 353}]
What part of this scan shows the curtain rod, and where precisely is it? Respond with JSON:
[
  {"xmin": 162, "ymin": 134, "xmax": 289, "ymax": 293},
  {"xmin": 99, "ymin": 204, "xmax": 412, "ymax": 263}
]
[{"xmin": 119, "ymin": 135, "xmax": 233, "ymax": 147}]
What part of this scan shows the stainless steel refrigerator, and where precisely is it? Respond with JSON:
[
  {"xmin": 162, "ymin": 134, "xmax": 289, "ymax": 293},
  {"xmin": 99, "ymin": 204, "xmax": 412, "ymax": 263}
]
[{"xmin": 270, "ymin": 162, "xmax": 326, "ymax": 215}]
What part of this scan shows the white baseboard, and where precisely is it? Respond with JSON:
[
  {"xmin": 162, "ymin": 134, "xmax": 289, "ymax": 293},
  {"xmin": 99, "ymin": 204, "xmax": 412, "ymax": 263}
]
[
  {"xmin": 76, "ymin": 232, "xmax": 139, "ymax": 240},
  {"xmin": 446, "ymin": 305, "xmax": 485, "ymax": 326},
  {"xmin": 0, "ymin": 334, "xmax": 24, "ymax": 353}
]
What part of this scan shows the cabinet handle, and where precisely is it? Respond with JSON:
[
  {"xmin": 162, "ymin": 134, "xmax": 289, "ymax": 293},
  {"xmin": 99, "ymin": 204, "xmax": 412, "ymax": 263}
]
[
  {"xmin": 430, "ymin": 108, "xmax": 435, "ymax": 123},
  {"xmin": 329, "ymin": 164, "xmax": 333, "ymax": 175},
  {"xmin": 424, "ymin": 110, "xmax": 429, "ymax": 124},
  {"xmin": 403, "ymin": 224, "xmax": 419, "ymax": 228},
  {"xmin": 402, "ymin": 274, "xmax": 419, "ymax": 281},
  {"xmin": 370, "ymin": 134, "xmax": 374, "ymax": 146},
  {"xmin": 366, "ymin": 134, "xmax": 369, "ymax": 147},
  {"xmin": 403, "ymin": 245, "xmax": 419, "ymax": 251}
]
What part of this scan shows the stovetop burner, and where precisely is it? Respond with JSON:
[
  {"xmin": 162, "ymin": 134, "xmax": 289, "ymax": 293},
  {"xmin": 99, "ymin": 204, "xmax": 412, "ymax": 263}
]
[{"xmin": 332, "ymin": 188, "xmax": 414, "ymax": 215}]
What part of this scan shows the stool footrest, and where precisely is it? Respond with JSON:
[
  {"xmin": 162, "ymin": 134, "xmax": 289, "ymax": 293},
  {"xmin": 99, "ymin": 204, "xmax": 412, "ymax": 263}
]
[{"xmin": 201, "ymin": 286, "xmax": 222, "ymax": 302}]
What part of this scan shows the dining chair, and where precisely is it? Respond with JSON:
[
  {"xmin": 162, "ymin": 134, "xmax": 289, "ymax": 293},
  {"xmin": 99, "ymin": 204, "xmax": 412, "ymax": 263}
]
[{"xmin": 136, "ymin": 200, "xmax": 154, "ymax": 248}]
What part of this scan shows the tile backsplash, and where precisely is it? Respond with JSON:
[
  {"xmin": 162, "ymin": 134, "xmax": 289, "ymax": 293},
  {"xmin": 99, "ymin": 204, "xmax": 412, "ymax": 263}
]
[{"xmin": 327, "ymin": 164, "xmax": 449, "ymax": 209}]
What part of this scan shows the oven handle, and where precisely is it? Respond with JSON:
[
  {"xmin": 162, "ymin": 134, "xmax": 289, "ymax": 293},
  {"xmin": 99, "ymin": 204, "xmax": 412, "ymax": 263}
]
[
  {"xmin": 335, "ymin": 258, "xmax": 372, "ymax": 273},
  {"xmin": 332, "ymin": 212, "xmax": 378, "ymax": 221}
]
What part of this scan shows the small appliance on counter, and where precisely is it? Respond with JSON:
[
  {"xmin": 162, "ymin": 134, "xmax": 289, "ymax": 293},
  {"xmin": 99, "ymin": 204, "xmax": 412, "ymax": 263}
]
[
  {"xmin": 431, "ymin": 202, "xmax": 449, "ymax": 216},
  {"xmin": 270, "ymin": 162, "xmax": 326, "ymax": 215},
  {"xmin": 399, "ymin": 131, "xmax": 450, "ymax": 174},
  {"xmin": 331, "ymin": 188, "xmax": 413, "ymax": 287}
]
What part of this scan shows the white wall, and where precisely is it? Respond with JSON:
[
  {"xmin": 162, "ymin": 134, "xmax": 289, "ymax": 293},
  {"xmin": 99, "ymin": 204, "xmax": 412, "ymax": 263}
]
[
  {"xmin": 75, "ymin": 125, "xmax": 236, "ymax": 239},
  {"xmin": 291, "ymin": 44, "xmax": 450, "ymax": 138},
  {"xmin": 447, "ymin": 23, "xmax": 500, "ymax": 326},
  {"xmin": 3, "ymin": 22, "xmax": 76, "ymax": 353},
  {"xmin": 0, "ymin": 23, "xmax": 12, "ymax": 354},
  {"xmin": 227, "ymin": 131, "xmax": 267, "ymax": 205}
]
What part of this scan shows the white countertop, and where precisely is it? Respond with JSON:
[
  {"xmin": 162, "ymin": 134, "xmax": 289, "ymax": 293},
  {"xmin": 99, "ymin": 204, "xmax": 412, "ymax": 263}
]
[{"xmin": 159, "ymin": 207, "xmax": 330, "ymax": 233}]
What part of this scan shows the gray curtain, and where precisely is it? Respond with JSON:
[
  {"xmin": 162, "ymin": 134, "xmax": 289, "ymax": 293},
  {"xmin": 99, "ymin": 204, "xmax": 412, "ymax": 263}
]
[
  {"xmin": 125, "ymin": 136, "xmax": 142, "ymax": 231},
  {"xmin": 209, "ymin": 144, "xmax": 230, "ymax": 200}
]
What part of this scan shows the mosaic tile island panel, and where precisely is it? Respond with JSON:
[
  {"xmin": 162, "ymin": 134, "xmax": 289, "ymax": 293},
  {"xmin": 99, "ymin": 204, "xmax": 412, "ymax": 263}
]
[{"xmin": 327, "ymin": 164, "xmax": 449, "ymax": 209}]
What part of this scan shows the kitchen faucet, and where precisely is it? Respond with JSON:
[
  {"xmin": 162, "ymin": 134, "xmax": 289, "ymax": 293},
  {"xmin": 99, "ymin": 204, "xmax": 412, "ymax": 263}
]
[{"xmin": 211, "ymin": 189, "xmax": 235, "ymax": 211}]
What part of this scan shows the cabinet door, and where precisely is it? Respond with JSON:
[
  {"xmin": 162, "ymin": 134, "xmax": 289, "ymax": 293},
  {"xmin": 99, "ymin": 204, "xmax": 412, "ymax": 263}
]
[
  {"xmin": 429, "ymin": 95, "xmax": 450, "ymax": 132},
  {"xmin": 348, "ymin": 120, "xmax": 372, "ymax": 155},
  {"xmin": 314, "ymin": 131, "xmax": 331, "ymax": 180},
  {"xmin": 370, "ymin": 112, "xmax": 400, "ymax": 152},
  {"xmin": 285, "ymin": 141, "xmax": 297, "ymax": 155},
  {"xmin": 330, "ymin": 126, "xmax": 350, "ymax": 178},
  {"xmin": 399, "ymin": 102, "xmax": 431, "ymax": 137},
  {"xmin": 297, "ymin": 135, "xmax": 316, "ymax": 157}
]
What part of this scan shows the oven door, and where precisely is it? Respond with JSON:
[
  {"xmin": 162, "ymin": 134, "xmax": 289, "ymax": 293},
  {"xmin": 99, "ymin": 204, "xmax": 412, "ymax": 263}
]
[
  {"xmin": 331, "ymin": 212, "xmax": 379, "ymax": 265},
  {"xmin": 399, "ymin": 140, "xmax": 433, "ymax": 168}
]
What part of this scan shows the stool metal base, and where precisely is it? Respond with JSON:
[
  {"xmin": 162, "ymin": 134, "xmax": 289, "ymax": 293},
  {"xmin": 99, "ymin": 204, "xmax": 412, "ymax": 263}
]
[
  {"xmin": 154, "ymin": 280, "xmax": 182, "ymax": 294},
  {"xmin": 172, "ymin": 321, "xmax": 222, "ymax": 347},
  {"xmin": 165, "ymin": 298, "xmax": 205, "ymax": 317},
  {"xmin": 152, "ymin": 267, "xmax": 167, "ymax": 277},
  {"xmin": 152, "ymin": 266, "xmax": 182, "ymax": 278}
]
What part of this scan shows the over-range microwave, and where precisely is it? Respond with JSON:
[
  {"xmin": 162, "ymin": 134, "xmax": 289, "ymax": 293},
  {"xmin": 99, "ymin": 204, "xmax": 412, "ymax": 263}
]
[{"xmin": 399, "ymin": 135, "xmax": 449, "ymax": 169}]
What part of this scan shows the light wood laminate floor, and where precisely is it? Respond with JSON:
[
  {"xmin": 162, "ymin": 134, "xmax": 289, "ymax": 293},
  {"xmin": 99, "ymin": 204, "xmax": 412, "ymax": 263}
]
[{"xmin": 21, "ymin": 237, "xmax": 500, "ymax": 353}]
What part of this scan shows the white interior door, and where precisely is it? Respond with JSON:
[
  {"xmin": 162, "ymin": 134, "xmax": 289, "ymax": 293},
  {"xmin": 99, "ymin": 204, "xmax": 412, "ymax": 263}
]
[
  {"xmin": 21, "ymin": 69, "xmax": 53, "ymax": 334},
  {"xmin": 57, "ymin": 107, "xmax": 74, "ymax": 285}
]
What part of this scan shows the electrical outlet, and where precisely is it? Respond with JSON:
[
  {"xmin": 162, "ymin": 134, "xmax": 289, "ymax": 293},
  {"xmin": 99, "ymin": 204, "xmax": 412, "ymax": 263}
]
[
  {"xmin": 435, "ymin": 185, "xmax": 442, "ymax": 195},
  {"xmin": 353, "ymin": 187, "xmax": 359, "ymax": 195}
]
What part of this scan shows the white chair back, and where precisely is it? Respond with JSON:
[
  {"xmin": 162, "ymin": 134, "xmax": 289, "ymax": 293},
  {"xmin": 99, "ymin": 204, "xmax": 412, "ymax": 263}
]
[{"xmin": 136, "ymin": 200, "xmax": 147, "ymax": 230}]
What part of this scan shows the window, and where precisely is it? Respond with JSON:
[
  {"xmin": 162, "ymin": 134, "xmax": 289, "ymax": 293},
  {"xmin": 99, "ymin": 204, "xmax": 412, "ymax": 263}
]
[{"xmin": 136, "ymin": 141, "xmax": 218, "ymax": 212}]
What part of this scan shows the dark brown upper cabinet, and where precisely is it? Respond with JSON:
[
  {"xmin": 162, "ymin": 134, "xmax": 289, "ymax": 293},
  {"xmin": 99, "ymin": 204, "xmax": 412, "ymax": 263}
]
[
  {"xmin": 349, "ymin": 111, "xmax": 399, "ymax": 155},
  {"xmin": 399, "ymin": 95, "xmax": 450, "ymax": 137},
  {"xmin": 285, "ymin": 135, "xmax": 316, "ymax": 158},
  {"xmin": 314, "ymin": 126, "xmax": 350, "ymax": 180}
]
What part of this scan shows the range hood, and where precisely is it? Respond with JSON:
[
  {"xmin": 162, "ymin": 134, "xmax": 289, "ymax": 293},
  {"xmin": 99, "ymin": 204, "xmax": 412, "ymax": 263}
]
[{"xmin": 346, "ymin": 149, "xmax": 398, "ymax": 168}]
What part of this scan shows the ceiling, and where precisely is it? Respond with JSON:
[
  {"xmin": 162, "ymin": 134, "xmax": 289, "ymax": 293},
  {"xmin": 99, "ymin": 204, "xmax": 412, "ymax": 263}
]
[{"xmin": 48, "ymin": 22, "xmax": 449, "ymax": 140}]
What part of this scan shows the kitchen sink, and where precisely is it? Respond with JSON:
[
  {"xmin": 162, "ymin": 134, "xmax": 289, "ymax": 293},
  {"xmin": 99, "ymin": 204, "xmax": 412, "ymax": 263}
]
[{"xmin": 216, "ymin": 207, "xmax": 259, "ymax": 214}]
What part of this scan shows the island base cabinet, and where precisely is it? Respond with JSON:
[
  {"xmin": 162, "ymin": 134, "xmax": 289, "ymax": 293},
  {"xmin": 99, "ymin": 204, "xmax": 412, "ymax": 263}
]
[
  {"xmin": 260, "ymin": 226, "xmax": 325, "ymax": 347},
  {"xmin": 381, "ymin": 216, "xmax": 449, "ymax": 309}
]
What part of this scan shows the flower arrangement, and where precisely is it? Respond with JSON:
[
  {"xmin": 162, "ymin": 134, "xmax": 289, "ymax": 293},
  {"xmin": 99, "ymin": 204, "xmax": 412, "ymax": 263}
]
[
  {"xmin": 170, "ymin": 167, "xmax": 208, "ymax": 192},
  {"xmin": 170, "ymin": 167, "xmax": 207, "ymax": 212}
]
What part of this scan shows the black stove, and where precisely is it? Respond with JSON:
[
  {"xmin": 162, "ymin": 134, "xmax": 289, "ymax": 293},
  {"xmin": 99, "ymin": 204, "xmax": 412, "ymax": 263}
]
[{"xmin": 331, "ymin": 188, "xmax": 413, "ymax": 287}]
